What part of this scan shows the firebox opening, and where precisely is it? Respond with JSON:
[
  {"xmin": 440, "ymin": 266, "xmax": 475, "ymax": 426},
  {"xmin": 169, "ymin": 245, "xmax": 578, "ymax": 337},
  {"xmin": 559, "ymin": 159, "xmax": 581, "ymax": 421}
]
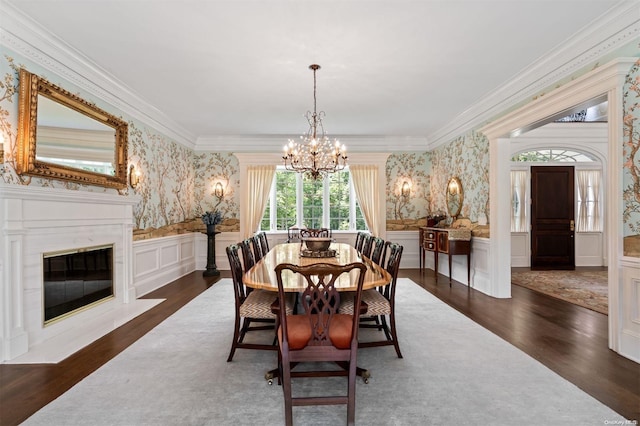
[{"xmin": 43, "ymin": 244, "xmax": 114, "ymax": 326}]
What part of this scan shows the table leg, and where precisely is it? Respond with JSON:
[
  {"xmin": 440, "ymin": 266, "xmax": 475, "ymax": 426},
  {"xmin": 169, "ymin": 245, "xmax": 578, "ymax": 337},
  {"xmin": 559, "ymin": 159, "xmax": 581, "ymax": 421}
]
[{"xmin": 434, "ymin": 250, "xmax": 439, "ymax": 282}]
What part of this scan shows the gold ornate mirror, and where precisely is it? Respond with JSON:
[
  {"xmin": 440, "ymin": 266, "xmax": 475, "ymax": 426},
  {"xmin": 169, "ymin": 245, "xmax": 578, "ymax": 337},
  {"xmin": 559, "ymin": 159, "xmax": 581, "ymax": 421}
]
[
  {"xmin": 17, "ymin": 68, "xmax": 128, "ymax": 189},
  {"xmin": 446, "ymin": 176, "xmax": 463, "ymax": 219}
]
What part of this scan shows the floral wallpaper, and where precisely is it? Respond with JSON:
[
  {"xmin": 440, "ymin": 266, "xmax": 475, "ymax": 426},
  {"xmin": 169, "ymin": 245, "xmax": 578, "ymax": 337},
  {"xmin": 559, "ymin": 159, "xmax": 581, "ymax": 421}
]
[
  {"xmin": 128, "ymin": 123, "xmax": 195, "ymax": 230},
  {"xmin": 622, "ymin": 58, "xmax": 640, "ymax": 257},
  {"xmin": 0, "ymin": 48, "xmax": 238, "ymax": 232},
  {"xmin": 385, "ymin": 152, "xmax": 431, "ymax": 222},
  {"xmin": 192, "ymin": 152, "xmax": 240, "ymax": 219},
  {"xmin": 2, "ymin": 44, "xmax": 638, "ymax": 248},
  {"xmin": 430, "ymin": 130, "xmax": 490, "ymax": 223}
]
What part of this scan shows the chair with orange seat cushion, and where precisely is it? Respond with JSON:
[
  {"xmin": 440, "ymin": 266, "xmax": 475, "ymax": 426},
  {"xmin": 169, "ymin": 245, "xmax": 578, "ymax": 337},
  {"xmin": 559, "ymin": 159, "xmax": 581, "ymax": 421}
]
[{"xmin": 274, "ymin": 261, "xmax": 367, "ymax": 426}]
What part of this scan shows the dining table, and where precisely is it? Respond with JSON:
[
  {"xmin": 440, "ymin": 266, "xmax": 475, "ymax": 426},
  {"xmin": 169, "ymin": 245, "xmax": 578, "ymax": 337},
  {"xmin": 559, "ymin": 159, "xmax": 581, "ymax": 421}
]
[
  {"xmin": 243, "ymin": 241, "xmax": 391, "ymax": 384},
  {"xmin": 243, "ymin": 242, "xmax": 391, "ymax": 292}
]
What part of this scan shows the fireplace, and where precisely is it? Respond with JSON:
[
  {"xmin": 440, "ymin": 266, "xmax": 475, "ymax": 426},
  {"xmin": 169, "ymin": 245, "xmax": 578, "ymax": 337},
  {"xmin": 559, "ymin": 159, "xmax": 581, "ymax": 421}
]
[
  {"xmin": 0, "ymin": 183, "xmax": 162, "ymax": 363},
  {"xmin": 43, "ymin": 245, "xmax": 114, "ymax": 324}
]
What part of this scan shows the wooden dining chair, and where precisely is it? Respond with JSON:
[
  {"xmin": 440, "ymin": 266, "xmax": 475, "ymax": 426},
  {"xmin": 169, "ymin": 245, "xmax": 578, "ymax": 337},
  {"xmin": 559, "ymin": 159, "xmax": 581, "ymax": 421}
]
[
  {"xmin": 226, "ymin": 244, "xmax": 292, "ymax": 362},
  {"xmin": 274, "ymin": 261, "xmax": 367, "ymax": 426},
  {"xmin": 251, "ymin": 235, "xmax": 264, "ymax": 262},
  {"xmin": 287, "ymin": 226, "xmax": 301, "ymax": 243},
  {"xmin": 239, "ymin": 239, "xmax": 256, "ymax": 273},
  {"xmin": 354, "ymin": 231, "xmax": 368, "ymax": 252},
  {"xmin": 369, "ymin": 237, "xmax": 386, "ymax": 265},
  {"xmin": 360, "ymin": 234, "xmax": 373, "ymax": 258},
  {"xmin": 340, "ymin": 243, "xmax": 404, "ymax": 358},
  {"xmin": 258, "ymin": 231, "xmax": 270, "ymax": 256}
]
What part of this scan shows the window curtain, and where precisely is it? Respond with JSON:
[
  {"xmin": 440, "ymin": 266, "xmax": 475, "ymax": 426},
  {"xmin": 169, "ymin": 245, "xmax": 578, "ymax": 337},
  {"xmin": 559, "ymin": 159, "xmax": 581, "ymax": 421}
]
[
  {"xmin": 242, "ymin": 165, "xmax": 276, "ymax": 238},
  {"xmin": 576, "ymin": 169, "xmax": 601, "ymax": 232},
  {"xmin": 350, "ymin": 165, "xmax": 383, "ymax": 237},
  {"xmin": 510, "ymin": 170, "xmax": 528, "ymax": 233}
]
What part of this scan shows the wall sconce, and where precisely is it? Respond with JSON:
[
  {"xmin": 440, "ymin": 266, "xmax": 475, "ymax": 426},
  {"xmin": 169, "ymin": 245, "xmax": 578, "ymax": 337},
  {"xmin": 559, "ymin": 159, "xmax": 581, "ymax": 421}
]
[
  {"xmin": 129, "ymin": 164, "xmax": 141, "ymax": 189},
  {"xmin": 401, "ymin": 181, "xmax": 411, "ymax": 198},
  {"xmin": 214, "ymin": 182, "xmax": 224, "ymax": 199}
]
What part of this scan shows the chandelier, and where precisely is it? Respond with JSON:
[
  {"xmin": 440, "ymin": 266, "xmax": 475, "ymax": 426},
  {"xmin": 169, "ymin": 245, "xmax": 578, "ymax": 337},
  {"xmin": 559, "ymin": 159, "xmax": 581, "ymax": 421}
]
[{"xmin": 283, "ymin": 64, "xmax": 347, "ymax": 180}]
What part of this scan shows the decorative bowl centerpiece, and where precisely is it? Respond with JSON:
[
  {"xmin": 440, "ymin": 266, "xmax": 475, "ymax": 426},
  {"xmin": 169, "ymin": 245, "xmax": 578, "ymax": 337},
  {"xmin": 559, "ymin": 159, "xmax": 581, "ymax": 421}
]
[
  {"xmin": 300, "ymin": 237, "xmax": 336, "ymax": 258},
  {"xmin": 303, "ymin": 237, "xmax": 332, "ymax": 252}
]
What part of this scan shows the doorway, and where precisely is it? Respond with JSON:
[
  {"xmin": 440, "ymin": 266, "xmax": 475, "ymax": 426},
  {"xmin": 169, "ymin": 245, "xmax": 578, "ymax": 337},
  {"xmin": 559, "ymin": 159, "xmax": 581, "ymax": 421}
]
[{"xmin": 530, "ymin": 165, "xmax": 575, "ymax": 270}]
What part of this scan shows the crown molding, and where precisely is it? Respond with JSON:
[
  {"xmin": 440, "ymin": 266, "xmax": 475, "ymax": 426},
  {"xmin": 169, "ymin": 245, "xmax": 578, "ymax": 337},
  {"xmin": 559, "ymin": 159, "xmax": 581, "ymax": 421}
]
[
  {"xmin": 0, "ymin": 1, "xmax": 196, "ymax": 149},
  {"xmin": 427, "ymin": 0, "xmax": 640, "ymax": 150},
  {"xmin": 195, "ymin": 135, "xmax": 428, "ymax": 153}
]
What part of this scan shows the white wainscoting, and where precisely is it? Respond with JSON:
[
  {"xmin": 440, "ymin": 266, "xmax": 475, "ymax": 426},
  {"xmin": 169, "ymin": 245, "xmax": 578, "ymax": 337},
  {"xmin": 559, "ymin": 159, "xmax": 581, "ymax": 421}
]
[
  {"xmin": 469, "ymin": 237, "xmax": 491, "ymax": 294},
  {"xmin": 133, "ymin": 230, "xmax": 492, "ymax": 305},
  {"xmin": 511, "ymin": 231, "xmax": 604, "ymax": 267},
  {"xmin": 619, "ymin": 258, "xmax": 640, "ymax": 363},
  {"xmin": 385, "ymin": 231, "xmax": 419, "ymax": 269},
  {"xmin": 511, "ymin": 233, "xmax": 529, "ymax": 267},
  {"xmin": 133, "ymin": 234, "xmax": 197, "ymax": 297},
  {"xmin": 576, "ymin": 232, "xmax": 605, "ymax": 266},
  {"xmin": 421, "ymin": 237, "xmax": 491, "ymax": 293}
]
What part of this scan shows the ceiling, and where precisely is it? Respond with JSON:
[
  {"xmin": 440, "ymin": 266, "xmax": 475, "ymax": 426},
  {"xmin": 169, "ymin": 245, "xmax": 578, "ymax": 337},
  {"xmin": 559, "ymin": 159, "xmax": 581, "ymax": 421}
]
[{"xmin": 3, "ymin": 0, "xmax": 634, "ymax": 152}]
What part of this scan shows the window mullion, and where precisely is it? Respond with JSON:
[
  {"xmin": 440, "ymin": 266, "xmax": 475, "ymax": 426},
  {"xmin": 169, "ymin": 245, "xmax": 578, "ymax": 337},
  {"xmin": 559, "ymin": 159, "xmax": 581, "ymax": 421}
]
[
  {"xmin": 349, "ymin": 174, "xmax": 356, "ymax": 231},
  {"xmin": 323, "ymin": 176, "xmax": 330, "ymax": 228},
  {"xmin": 296, "ymin": 173, "xmax": 303, "ymax": 228},
  {"xmin": 269, "ymin": 174, "xmax": 276, "ymax": 231}
]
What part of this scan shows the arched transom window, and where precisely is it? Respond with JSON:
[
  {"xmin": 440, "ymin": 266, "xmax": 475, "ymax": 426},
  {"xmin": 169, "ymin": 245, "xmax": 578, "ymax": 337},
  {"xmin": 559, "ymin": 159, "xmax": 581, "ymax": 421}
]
[{"xmin": 511, "ymin": 149, "xmax": 597, "ymax": 163}]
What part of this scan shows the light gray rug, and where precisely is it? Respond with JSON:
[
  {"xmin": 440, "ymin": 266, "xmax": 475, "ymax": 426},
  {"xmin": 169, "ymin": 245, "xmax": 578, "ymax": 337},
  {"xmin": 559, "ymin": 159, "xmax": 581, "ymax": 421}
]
[{"xmin": 23, "ymin": 279, "xmax": 624, "ymax": 426}]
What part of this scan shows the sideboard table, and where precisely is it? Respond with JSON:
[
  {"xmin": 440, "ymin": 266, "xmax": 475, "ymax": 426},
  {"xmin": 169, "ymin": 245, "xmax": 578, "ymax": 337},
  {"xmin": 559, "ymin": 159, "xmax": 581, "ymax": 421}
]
[{"xmin": 420, "ymin": 227, "xmax": 471, "ymax": 285}]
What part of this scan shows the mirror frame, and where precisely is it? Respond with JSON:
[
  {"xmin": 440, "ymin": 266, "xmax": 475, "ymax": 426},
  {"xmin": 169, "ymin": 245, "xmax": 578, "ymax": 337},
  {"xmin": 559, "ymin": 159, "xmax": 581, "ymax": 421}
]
[
  {"xmin": 446, "ymin": 176, "xmax": 463, "ymax": 219},
  {"xmin": 17, "ymin": 68, "xmax": 128, "ymax": 189}
]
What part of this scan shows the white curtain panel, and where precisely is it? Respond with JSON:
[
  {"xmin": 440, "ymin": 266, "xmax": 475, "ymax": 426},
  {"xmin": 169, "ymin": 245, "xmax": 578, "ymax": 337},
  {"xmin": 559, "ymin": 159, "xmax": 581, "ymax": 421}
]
[
  {"xmin": 350, "ymin": 165, "xmax": 382, "ymax": 237},
  {"xmin": 576, "ymin": 169, "xmax": 602, "ymax": 232},
  {"xmin": 510, "ymin": 170, "xmax": 528, "ymax": 233},
  {"xmin": 242, "ymin": 165, "xmax": 276, "ymax": 238}
]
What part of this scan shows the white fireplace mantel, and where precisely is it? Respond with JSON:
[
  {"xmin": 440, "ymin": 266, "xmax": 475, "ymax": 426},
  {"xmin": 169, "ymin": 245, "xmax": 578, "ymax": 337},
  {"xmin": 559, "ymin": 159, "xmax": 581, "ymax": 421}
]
[{"xmin": 0, "ymin": 183, "xmax": 160, "ymax": 363}]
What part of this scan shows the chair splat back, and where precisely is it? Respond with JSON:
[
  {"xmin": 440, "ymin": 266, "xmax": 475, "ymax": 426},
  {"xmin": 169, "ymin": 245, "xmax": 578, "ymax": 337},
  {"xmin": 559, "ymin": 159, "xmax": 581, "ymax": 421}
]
[
  {"xmin": 369, "ymin": 237, "xmax": 386, "ymax": 265},
  {"xmin": 258, "ymin": 232, "xmax": 269, "ymax": 256},
  {"xmin": 299, "ymin": 267, "xmax": 342, "ymax": 345},
  {"xmin": 275, "ymin": 262, "xmax": 366, "ymax": 349},
  {"xmin": 251, "ymin": 236, "xmax": 263, "ymax": 262},
  {"xmin": 226, "ymin": 244, "xmax": 247, "ymax": 303},
  {"xmin": 361, "ymin": 234, "xmax": 374, "ymax": 257},
  {"xmin": 354, "ymin": 231, "xmax": 368, "ymax": 252},
  {"xmin": 239, "ymin": 239, "xmax": 256, "ymax": 272}
]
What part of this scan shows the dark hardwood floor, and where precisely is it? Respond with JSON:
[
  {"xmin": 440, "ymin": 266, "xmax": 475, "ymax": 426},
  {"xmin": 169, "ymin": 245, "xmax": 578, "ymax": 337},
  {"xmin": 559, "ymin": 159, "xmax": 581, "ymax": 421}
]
[{"xmin": 1, "ymin": 268, "xmax": 638, "ymax": 424}]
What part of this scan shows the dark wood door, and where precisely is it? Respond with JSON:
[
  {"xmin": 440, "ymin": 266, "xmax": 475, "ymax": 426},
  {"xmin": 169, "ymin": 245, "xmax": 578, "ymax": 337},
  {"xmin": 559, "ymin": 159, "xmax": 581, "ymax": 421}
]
[{"xmin": 530, "ymin": 166, "xmax": 575, "ymax": 270}]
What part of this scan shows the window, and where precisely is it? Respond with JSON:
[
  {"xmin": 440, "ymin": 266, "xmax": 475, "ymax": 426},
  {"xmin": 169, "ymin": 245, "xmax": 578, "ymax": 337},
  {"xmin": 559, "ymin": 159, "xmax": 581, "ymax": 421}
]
[
  {"xmin": 576, "ymin": 170, "xmax": 602, "ymax": 232},
  {"xmin": 511, "ymin": 149, "xmax": 596, "ymax": 163},
  {"xmin": 510, "ymin": 170, "xmax": 528, "ymax": 232},
  {"xmin": 261, "ymin": 168, "xmax": 367, "ymax": 231}
]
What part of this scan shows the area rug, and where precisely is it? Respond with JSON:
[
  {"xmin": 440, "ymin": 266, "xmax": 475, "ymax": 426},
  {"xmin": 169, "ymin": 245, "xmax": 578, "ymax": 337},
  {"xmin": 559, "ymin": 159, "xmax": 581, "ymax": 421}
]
[
  {"xmin": 23, "ymin": 279, "xmax": 624, "ymax": 425},
  {"xmin": 511, "ymin": 270, "xmax": 608, "ymax": 315}
]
